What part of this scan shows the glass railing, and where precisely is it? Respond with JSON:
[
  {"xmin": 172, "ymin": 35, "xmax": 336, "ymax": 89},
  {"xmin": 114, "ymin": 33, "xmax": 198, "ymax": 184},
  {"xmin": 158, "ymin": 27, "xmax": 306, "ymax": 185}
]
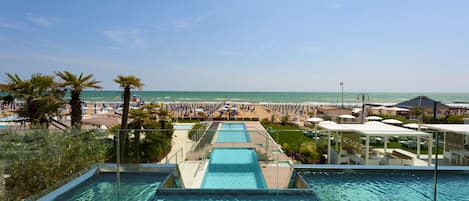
[{"xmin": 1, "ymin": 124, "xmax": 468, "ymax": 200}]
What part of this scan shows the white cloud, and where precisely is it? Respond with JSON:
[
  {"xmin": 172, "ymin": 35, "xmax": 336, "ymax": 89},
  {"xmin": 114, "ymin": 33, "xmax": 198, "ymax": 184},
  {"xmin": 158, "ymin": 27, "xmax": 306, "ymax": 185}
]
[
  {"xmin": 25, "ymin": 13, "xmax": 59, "ymax": 27},
  {"xmin": 173, "ymin": 9, "xmax": 218, "ymax": 29},
  {"xmin": 0, "ymin": 22, "xmax": 25, "ymax": 30},
  {"xmin": 103, "ymin": 29, "xmax": 144, "ymax": 47}
]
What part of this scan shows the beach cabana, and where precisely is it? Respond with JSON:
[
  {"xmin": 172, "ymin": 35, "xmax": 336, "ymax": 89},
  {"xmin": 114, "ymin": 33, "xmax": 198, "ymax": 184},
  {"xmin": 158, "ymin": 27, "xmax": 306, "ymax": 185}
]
[
  {"xmin": 424, "ymin": 124, "xmax": 469, "ymax": 165},
  {"xmin": 318, "ymin": 121, "xmax": 432, "ymax": 165}
]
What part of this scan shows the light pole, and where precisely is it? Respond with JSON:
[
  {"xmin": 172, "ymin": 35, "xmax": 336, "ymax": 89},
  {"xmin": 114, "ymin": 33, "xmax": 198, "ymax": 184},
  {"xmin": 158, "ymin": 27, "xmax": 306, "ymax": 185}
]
[{"xmin": 340, "ymin": 82, "xmax": 344, "ymax": 108}]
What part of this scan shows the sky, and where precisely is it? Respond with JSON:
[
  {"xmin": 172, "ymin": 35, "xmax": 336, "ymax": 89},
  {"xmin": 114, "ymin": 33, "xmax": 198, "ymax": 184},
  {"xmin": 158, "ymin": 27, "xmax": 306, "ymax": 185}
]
[{"xmin": 1, "ymin": 0, "xmax": 469, "ymax": 92}]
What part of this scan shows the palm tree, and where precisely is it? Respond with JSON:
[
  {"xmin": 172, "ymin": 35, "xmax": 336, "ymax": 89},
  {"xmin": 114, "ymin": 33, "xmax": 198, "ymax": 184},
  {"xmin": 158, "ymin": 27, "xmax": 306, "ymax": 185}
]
[
  {"xmin": 2, "ymin": 73, "xmax": 64, "ymax": 128},
  {"xmin": 56, "ymin": 71, "xmax": 102, "ymax": 129},
  {"xmin": 128, "ymin": 109, "xmax": 150, "ymax": 162},
  {"xmin": 113, "ymin": 75, "xmax": 143, "ymax": 161}
]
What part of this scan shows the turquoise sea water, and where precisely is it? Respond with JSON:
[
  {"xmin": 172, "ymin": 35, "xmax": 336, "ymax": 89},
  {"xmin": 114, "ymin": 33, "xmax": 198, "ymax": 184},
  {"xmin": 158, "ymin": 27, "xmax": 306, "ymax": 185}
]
[{"xmin": 71, "ymin": 91, "xmax": 469, "ymax": 104}]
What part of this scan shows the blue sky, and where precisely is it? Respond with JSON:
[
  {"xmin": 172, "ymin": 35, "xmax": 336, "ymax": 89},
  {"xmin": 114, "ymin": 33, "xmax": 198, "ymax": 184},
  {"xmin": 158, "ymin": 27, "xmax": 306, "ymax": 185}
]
[{"xmin": 1, "ymin": 0, "xmax": 469, "ymax": 92}]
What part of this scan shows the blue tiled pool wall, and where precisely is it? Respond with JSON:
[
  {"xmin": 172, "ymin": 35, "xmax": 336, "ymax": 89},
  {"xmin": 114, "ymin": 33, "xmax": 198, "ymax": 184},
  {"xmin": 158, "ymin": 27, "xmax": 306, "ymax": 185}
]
[
  {"xmin": 216, "ymin": 123, "xmax": 251, "ymax": 142},
  {"xmin": 53, "ymin": 172, "xmax": 169, "ymax": 201},
  {"xmin": 36, "ymin": 164, "xmax": 177, "ymax": 201},
  {"xmin": 154, "ymin": 189, "xmax": 318, "ymax": 201}
]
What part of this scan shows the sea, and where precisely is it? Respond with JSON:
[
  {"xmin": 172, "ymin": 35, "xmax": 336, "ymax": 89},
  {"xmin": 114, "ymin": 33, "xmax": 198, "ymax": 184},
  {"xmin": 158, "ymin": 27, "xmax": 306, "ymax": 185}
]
[{"xmin": 73, "ymin": 91, "xmax": 469, "ymax": 105}]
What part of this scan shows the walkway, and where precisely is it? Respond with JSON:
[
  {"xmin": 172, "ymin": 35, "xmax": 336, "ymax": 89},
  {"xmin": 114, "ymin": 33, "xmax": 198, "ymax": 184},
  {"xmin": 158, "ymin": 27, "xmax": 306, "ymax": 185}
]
[{"xmin": 159, "ymin": 123, "xmax": 195, "ymax": 164}]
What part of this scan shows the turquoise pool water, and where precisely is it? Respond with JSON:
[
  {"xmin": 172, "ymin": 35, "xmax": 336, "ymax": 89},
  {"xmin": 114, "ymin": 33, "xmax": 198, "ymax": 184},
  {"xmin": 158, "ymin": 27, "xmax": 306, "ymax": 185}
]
[
  {"xmin": 299, "ymin": 170, "xmax": 469, "ymax": 201},
  {"xmin": 216, "ymin": 123, "xmax": 251, "ymax": 142},
  {"xmin": 53, "ymin": 172, "xmax": 168, "ymax": 201},
  {"xmin": 201, "ymin": 148, "xmax": 267, "ymax": 189}
]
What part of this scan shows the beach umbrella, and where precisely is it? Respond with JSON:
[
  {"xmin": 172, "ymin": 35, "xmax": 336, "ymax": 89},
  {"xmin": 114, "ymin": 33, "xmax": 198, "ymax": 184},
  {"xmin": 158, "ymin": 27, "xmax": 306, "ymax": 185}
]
[
  {"xmin": 318, "ymin": 120, "xmax": 337, "ymax": 124},
  {"xmin": 382, "ymin": 119, "xmax": 403, "ymax": 124},
  {"xmin": 366, "ymin": 116, "xmax": 383, "ymax": 121},
  {"xmin": 306, "ymin": 117, "xmax": 323, "ymax": 123},
  {"xmin": 402, "ymin": 123, "xmax": 427, "ymax": 129},
  {"xmin": 339, "ymin": 114, "xmax": 356, "ymax": 119}
]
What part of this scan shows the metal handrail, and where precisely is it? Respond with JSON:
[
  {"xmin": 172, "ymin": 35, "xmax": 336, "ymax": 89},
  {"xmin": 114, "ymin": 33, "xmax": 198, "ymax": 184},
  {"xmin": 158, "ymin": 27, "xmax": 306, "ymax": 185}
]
[{"xmin": 165, "ymin": 147, "xmax": 184, "ymax": 164}]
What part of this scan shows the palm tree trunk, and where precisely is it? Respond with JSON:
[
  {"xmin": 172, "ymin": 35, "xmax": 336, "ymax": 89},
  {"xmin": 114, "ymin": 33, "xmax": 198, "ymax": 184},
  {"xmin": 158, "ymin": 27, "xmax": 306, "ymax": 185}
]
[
  {"xmin": 70, "ymin": 90, "xmax": 82, "ymax": 129},
  {"xmin": 135, "ymin": 129, "xmax": 141, "ymax": 162},
  {"xmin": 120, "ymin": 87, "xmax": 131, "ymax": 161}
]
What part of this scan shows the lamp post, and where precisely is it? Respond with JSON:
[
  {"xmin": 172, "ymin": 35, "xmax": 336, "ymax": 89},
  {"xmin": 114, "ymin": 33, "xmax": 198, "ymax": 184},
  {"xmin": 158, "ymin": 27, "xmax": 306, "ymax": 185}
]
[{"xmin": 340, "ymin": 81, "xmax": 344, "ymax": 109}]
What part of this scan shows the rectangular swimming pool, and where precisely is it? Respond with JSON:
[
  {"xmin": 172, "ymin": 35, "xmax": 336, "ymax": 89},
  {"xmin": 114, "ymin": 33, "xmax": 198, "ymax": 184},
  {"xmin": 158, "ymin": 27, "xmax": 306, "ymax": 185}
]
[
  {"xmin": 52, "ymin": 172, "xmax": 168, "ymax": 201},
  {"xmin": 298, "ymin": 169, "xmax": 469, "ymax": 201},
  {"xmin": 216, "ymin": 123, "xmax": 251, "ymax": 142},
  {"xmin": 201, "ymin": 148, "xmax": 266, "ymax": 189}
]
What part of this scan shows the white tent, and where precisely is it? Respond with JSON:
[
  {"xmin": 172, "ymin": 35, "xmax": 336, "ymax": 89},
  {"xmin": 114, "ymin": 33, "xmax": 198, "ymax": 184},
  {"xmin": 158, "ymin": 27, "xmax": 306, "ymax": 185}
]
[
  {"xmin": 306, "ymin": 117, "xmax": 323, "ymax": 123},
  {"xmin": 382, "ymin": 119, "xmax": 403, "ymax": 124},
  {"xmin": 366, "ymin": 116, "xmax": 383, "ymax": 121},
  {"xmin": 339, "ymin": 114, "xmax": 356, "ymax": 119},
  {"xmin": 318, "ymin": 122, "xmax": 432, "ymax": 165}
]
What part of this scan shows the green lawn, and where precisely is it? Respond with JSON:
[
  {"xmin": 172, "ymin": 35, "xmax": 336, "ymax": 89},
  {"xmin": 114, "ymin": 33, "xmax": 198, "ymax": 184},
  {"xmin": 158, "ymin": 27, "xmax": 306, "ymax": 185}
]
[{"xmin": 263, "ymin": 124, "xmax": 312, "ymax": 152}]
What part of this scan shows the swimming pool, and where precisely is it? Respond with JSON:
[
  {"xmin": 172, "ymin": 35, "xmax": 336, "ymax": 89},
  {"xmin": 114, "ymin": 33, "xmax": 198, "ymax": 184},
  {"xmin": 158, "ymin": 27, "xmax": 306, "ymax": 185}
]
[
  {"xmin": 298, "ymin": 169, "xmax": 469, "ymax": 201},
  {"xmin": 53, "ymin": 172, "xmax": 168, "ymax": 201},
  {"xmin": 173, "ymin": 124, "xmax": 194, "ymax": 130},
  {"xmin": 216, "ymin": 123, "xmax": 251, "ymax": 142},
  {"xmin": 201, "ymin": 148, "xmax": 267, "ymax": 189}
]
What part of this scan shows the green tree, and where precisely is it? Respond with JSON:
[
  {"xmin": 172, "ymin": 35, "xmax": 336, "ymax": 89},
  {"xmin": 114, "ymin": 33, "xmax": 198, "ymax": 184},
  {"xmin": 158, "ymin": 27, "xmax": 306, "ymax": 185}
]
[
  {"xmin": 410, "ymin": 106, "xmax": 423, "ymax": 125},
  {"xmin": 1, "ymin": 73, "xmax": 64, "ymax": 128},
  {"xmin": 128, "ymin": 108, "xmax": 150, "ymax": 162},
  {"xmin": 113, "ymin": 75, "xmax": 143, "ymax": 161},
  {"xmin": 56, "ymin": 71, "xmax": 102, "ymax": 129},
  {"xmin": 281, "ymin": 114, "xmax": 291, "ymax": 126}
]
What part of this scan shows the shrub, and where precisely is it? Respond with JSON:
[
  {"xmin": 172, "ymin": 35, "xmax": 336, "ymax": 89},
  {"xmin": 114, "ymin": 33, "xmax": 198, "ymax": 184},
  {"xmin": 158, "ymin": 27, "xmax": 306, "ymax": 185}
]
[{"xmin": 261, "ymin": 118, "xmax": 270, "ymax": 125}]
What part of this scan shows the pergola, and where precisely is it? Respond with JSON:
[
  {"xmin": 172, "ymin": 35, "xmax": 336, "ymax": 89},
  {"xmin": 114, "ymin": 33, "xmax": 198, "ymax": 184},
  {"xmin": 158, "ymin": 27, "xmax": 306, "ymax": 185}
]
[
  {"xmin": 317, "ymin": 121, "xmax": 432, "ymax": 166},
  {"xmin": 424, "ymin": 124, "xmax": 469, "ymax": 165}
]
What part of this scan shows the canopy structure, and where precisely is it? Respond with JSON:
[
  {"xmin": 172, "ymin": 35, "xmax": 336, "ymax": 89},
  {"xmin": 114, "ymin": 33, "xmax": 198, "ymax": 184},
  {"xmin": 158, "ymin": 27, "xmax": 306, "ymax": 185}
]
[
  {"xmin": 424, "ymin": 124, "xmax": 469, "ymax": 135},
  {"xmin": 396, "ymin": 96, "xmax": 449, "ymax": 109},
  {"xmin": 403, "ymin": 123, "xmax": 427, "ymax": 129},
  {"xmin": 424, "ymin": 124, "xmax": 469, "ymax": 165},
  {"xmin": 318, "ymin": 121, "xmax": 432, "ymax": 165}
]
